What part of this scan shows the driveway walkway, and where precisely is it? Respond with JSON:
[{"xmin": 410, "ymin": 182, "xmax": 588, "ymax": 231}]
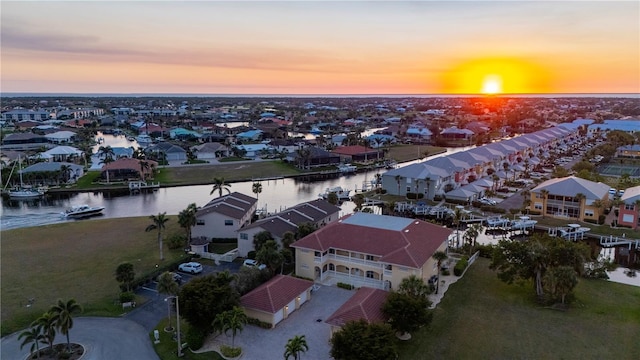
[{"xmin": 0, "ymin": 317, "xmax": 159, "ymax": 360}]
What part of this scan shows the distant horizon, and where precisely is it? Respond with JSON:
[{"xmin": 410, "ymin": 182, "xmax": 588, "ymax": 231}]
[{"xmin": 2, "ymin": 92, "xmax": 639, "ymax": 99}]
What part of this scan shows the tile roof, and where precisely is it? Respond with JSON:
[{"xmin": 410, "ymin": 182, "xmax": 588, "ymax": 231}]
[
  {"xmin": 241, "ymin": 199, "xmax": 340, "ymax": 237},
  {"xmin": 292, "ymin": 212, "xmax": 452, "ymax": 268},
  {"xmin": 531, "ymin": 176, "xmax": 610, "ymax": 200},
  {"xmin": 197, "ymin": 192, "xmax": 257, "ymax": 219},
  {"xmin": 620, "ymin": 185, "xmax": 640, "ymax": 204},
  {"xmin": 325, "ymin": 287, "xmax": 389, "ymax": 327},
  {"xmin": 240, "ymin": 275, "xmax": 313, "ymax": 314}
]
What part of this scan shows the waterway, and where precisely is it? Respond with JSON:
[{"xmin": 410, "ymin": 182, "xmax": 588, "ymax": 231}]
[{"xmin": 0, "ymin": 133, "xmax": 473, "ymax": 231}]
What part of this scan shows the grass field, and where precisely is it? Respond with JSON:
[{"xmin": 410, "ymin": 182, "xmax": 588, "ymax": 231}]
[
  {"xmin": 400, "ymin": 258, "xmax": 640, "ymax": 359},
  {"xmin": 387, "ymin": 144, "xmax": 447, "ymax": 163},
  {"xmin": 0, "ymin": 216, "xmax": 188, "ymax": 336}
]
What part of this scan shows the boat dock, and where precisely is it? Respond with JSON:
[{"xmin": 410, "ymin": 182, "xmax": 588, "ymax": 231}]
[{"xmin": 129, "ymin": 181, "xmax": 160, "ymax": 193}]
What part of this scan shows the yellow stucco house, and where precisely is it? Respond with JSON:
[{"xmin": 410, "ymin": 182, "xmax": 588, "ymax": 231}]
[
  {"xmin": 529, "ymin": 176, "xmax": 610, "ymax": 222},
  {"xmin": 291, "ymin": 212, "xmax": 453, "ymax": 291}
]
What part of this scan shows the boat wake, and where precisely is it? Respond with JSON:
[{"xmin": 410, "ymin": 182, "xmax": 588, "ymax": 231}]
[{"xmin": 1, "ymin": 212, "xmax": 68, "ymax": 231}]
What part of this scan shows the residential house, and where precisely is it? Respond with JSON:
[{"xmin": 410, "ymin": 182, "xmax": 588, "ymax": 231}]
[
  {"xmin": 100, "ymin": 158, "xmax": 158, "ymax": 182},
  {"xmin": 291, "ymin": 212, "xmax": 453, "ymax": 290},
  {"xmin": 191, "ymin": 142, "xmax": 230, "ymax": 160},
  {"xmin": 240, "ymin": 275, "xmax": 314, "ymax": 328},
  {"xmin": 618, "ymin": 185, "xmax": 640, "ymax": 230},
  {"xmin": 170, "ymin": 128, "xmax": 202, "ymax": 140},
  {"xmin": 1, "ymin": 133, "xmax": 50, "ymax": 150},
  {"xmin": 191, "ymin": 192, "xmax": 258, "ymax": 240},
  {"xmin": 39, "ymin": 146, "xmax": 84, "ymax": 163},
  {"xmin": 1, "ymin": 109, "xmax": 51, "ymax": 122},
  {"xmin": 440, "ymin": 126, "xmax": 474, "ymax": 142},
  {"xmin": 615, "ymin": 145, "xmax": 640, "ymax": 159},
  {"xmin": 587, "ymin": 119, "xmax": 640, "ymax": 137},
  {"xmin": 145, "ymin": 142, "xmax": 187, "ymax": 162},
  {"xmin": 325, "ymin": 287, "xmax": 389, "ymax": 335},
  {"xmin": 406, "ymin": 125, "xmax": 433, "ymax": 143},
  {"xmin": 44, "ymin": 130, "xmax": 76, "ymax": 144},
  {"xmin": 21, "ymin": 162, "xmax": 85, "ymax": 184},
  {"xmin": 234, "ymin": 143, "xmax": 272, "ymax": 158},
  {"xmin": 236, "ymin": 129, "xmax": 263, "ymax": 142},
  {"xmin": 237, "ymin": 199, "xmax": 341, "ymax": 257},
  {"xmin": 529, "ymin": 176, "xmax": 610, "ymax": 222},
  {"xmin": 331, "ymin": 145, "xmax": 383, "ymax": 163},
  {"xmin": 289, "ymin": 146, "xmax": 341, "ymax": 168}
]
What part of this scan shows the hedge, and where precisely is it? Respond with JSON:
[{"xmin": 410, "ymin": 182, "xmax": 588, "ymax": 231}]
[
  {"xmin": 454, "ymin": 256, "xmax": 469, "ymax": 276},
  {"xmin": 337, "ymin": 282, "xmax": 355, "ymax": 290},
  {"xmin": 247, "ymin": 317, "xmax": 272, "ymax": 329}
]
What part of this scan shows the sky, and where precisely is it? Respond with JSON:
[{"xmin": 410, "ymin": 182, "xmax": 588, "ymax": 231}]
[{"xmin": 2, "ymin": 0, "xmax": 639, "ymax": 95}]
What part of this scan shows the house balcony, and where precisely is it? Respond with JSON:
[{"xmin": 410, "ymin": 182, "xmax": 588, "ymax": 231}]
[
  {"xmin": 314, "ymin": 253, "xmax": 383, "ymax": 269},
  {"xmin": 317, "ymin": 270, "xmax": 389, "ymax": 290}
]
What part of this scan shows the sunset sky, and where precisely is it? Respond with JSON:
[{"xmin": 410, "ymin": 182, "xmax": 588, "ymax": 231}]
[{"xmin": 2, "ymin": 1, "xmax": 639, "ymax": 95}]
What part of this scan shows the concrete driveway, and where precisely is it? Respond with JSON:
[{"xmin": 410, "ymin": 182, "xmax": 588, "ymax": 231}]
[
  {"xmin": 1, "ymin": 317, "xmax": 159, "ymax": 360},
  {"xmin": 206, "ymin": 285, "xmax": 354, "ymax": 360}
]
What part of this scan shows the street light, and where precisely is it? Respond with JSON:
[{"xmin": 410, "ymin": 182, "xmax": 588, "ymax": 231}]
[{"xmin": 165, "ymin": 296, "xmax": 183, "ymax": 357}]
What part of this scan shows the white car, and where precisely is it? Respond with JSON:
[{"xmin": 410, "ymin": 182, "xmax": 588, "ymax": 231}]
[
  {"xmin": 479, "ymin": 197, "xmax": 497, "ymax": 206},
  {"xmin": 178, "ymin": 262, "xmax": 203, "ymax": 274},
  {"xmin": 243, "ymin": 259, "xmax": 267, "ymax": 270}
]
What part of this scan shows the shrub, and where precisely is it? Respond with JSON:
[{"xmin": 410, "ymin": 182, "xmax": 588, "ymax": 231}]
[
  {"xmin": 119, "ymin": 291, "xmax": 135, "ymax": 303},
  {"xmin": 337, "ymin": 282, "xmax": 355, "ymax": 290},
  {"xmin": 247, "ymin": 317, "xmax": 272, "ymax": 329},
  {"xmin": 210, "ymin": 238, "xmax": 237, "ymax": 244},
  {"xmin": 185, "ymin": 326, "xmax": 206, "ymax": 351},
  {"xmin": 167, "ymin": 234, "xmax": 186, "ymax": 250},
  {"xmin": 220, "ymin": 345, "xmax": 242, "ymax": 358},
  {"xmin": 476, "ymin": 244, "xmax": 495, "ymax": 258},
  {"xmin": 454, "ymin": 256, "xmax": 469, "ymax": 276},
  {"xmin": 247, "ymin": 251, "xmax": 256, "ymax": 260},
  {"xmin": 417, "ymin": 193, "xmax": 424, "ymax": 199},
  {"xmin": 406, "ymin": 192, "xmax": 417, "ymax": 199},
  {"xmin": 598, "ymin": 214, "xmax": 606, "ymax": 225},
  {"xmin": 528, "ymin": 210, "xmax": 541, "ymax": 215},
  {"xmin": 509, "ymin": 208, "xmax": 520, "ymax": 215},
  {"xmin": 441, "ymin": 269, "xmax": 450, "ymax": 276},
  {"xmin": 380, "ymin": 189, "xmax": 387, "ymax": 194}
]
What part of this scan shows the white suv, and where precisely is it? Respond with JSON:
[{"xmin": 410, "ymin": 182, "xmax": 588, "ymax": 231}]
[
  {"xmin": 178, "ymin": 262, "xmax": 203, "ymax": 274},
  {"xmin": 243, "ymin": 259, "xmax": 267, "ymax": 270}
]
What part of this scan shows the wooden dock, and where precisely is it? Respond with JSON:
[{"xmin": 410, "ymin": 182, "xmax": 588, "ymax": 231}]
[{"xmin": 129, "ymin": 181, "xmax": 160, "ymax": 193}]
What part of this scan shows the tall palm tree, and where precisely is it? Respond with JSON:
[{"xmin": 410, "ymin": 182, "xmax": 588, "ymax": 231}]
[
  {"xmin": 252, "ymin": 182, "xmax": 263, "ymax": 199},
  {"xmin": 146, "ymin": 212, "xmax": 170, "ymax": 260},
  {"xmin": 19, "ymin": 325, "xmax": 45, "ymax": 359},
  {"xmin": 284, "ymin": 334, "xmax": 309, "ymax": 360},
  {"xmin": 139, "ymin": 160, "xmax": 151, "ymax": 181},
  {"xmin": 157, "ymin": 272, "xmax": 180, "ymax": 331},
  {"xmin": 432, "ymin": 251, "xmax": 448, "ymax": 294},
  {"xmin": 256, "ymin": 240, "xmax": 284, "ymax": 274},
  {"xmin": 97, "ymin": 145, "xmax": 115, "ymax": 161},
  {"xmin": 99, "ymin": 156, "xmax": 115, "ymax": 183},
  {"xmin": 540, "ymin": 189, "xmax": 549, "ymax": 218},
  {"xmin": 50, "ymin": 299, "xmax": 82, "ymax": 352},
  {"xmin": 35, "ymin": 312, "xmax": 56, "ymax": 354},
  {"xmin": 210, "ymin": 177, "xmax": 231, "ymax": 197},
  {"xmin": 178, "ymin": 203, "xmax": 197, "ymax": 246},
  {"xmin": 59, "ymin": 164, "xmax": 72, "ymax": 184},
  {"xmin": 453, "ymin": 207, "xmax": 464, "ymax": 248},
  {"xmin": 213, "ymin": 307, "xmax": 248, "ymax": 349}
]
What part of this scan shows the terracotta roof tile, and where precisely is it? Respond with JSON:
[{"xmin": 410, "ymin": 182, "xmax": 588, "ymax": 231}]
[
  {"xmin": 240, "ymin": 275, "xmax": 313, "ymax": 314},
  {"xmin": 325, "ymin": 287, "xmax": 389, "ymax": 327}
]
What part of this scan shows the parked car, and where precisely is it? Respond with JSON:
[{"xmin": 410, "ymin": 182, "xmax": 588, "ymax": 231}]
[
  {"xmin": 157, "ymin": 272, "xmax": 183, "ymax": 284},
  {"xmin": 178, "ymin": 262, "xmax": 203, "ymax": 274},
  {"xmin": 243, "ymin": 259, "xmax": 267, "ymax": 270},
  {"xmin": 479, "ymin": 197, "xmax": 497, "ymax": 205}
]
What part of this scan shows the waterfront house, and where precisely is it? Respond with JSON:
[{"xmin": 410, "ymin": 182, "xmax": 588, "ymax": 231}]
[
  {"xmin": 331, "ymin": 145, "xmax": 383, "ymax": 163},
  {"xmin": 237, "ymin": 199, "xmax": 341, "ymax": 257},
  {"xmin": 1, "ymin": 132, "xmax": 50, "ymax": 150},
  {"xmin": 39, "ymin": 146, "xmax": 84, "ymax": 163},
  {"xmin": 44, "ymin": 130, "xmax": 77, "ymax": 144},
  {"xmin": 529, "ymin": 176, "xmax": 610, "ymax": 222},
  {"xmin": 291, "ymin": 212, "xmax": 453, "ymax": 290},
  {"xmin": 190, "ymin": 142, "xmax": 230, "ymax": 160},
  {"xmin": 289, "ymin": 146, "xmax": 341, "ymax": 168},
  {"xmin": 240, "ymin": 275, "xmax": 314, "ymax": 328},
  {"xmin": 21, "ymin": 162, "xmax": 85, "ymax": 184},
  {"xmin": 145, "ymin": 142, "xmax": 187, "ymax": 162},
  {"xmin": 191, "ymin": 192, "xmax": 258, "ymax": 240},
  {"xmin": 325, "ymin": 287, "xmax": 389, "ymax": 335},
  {"xmin": 100, "ymin": 158, "xmax": 158, "ymax": 182},
  {"xmin": 618, "ymin": 185, "xmax": 640, "ymax": 230}
]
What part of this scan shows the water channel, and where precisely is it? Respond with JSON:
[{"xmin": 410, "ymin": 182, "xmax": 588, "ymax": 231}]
[{"xmin": 1, "ymin": 132, "xmax": 473, "ymax": 230}]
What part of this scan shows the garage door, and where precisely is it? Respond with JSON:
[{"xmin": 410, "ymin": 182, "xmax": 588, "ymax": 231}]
[
  {"xmin": 286, "ymin": 299, "xmax": 297, "ymax": 315},
  {"xmin": 298, "ymin": 290, "xmax": 308, "ymax": 304},
  {"xmin": 273, "ymin": 309, "xmax": 284, "ymax": 325}
]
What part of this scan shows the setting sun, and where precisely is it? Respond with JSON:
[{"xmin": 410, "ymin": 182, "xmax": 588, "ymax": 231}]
[{"xmin": 481, "ymin": 75, "xmax": 503, "ymax": 94}]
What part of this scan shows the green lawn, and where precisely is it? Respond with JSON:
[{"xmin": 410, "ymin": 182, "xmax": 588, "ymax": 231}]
[
  {"xmin": 150, "ymin": 318, "xmax": 223, "ymax": 360},
  {"xmin": 400, "ymin": 258, "xmax": 640, "ymax": 359},
  {"xmin": 0, "ymin": 217, "xmax": 189, "ymax": 336}
]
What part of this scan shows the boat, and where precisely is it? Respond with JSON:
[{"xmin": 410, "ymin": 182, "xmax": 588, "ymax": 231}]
[
  {"xmin": 509, "ymin": 216, "xmax": 537, "ymax": 230},
  {"xmin": 337, "ymin": 163, "xmax": 357, "ymax": 174},
  {"xmin": 136, "ymin": 134, "xmax": 153, "ymax": 144},
  {"xmin": 62, "ymin": 204, "xmax": 105, "ymax": 218},
  {"xmin": 309, "ymin": 126, "xmax": 324, "ymax": 135},
  {"xmin": 384, "ymin": 160, "xmax": 397, "ymax": 169},
  {"xmin": 127, "ymin": 136, "xmax": 136, "ymax": 141},
  {"xmin": 319, "ymin": 186, "xmax": 351, "ymax": 201},
  {"xmin": 485, "ymin": 216, "xmax": 510, "ymax": 228},
  {"xmin": 5, "ymin": 156, "xmax": 46, "ymax": 199},
  {"xmin": 557, "ymin": 223, "xmax": 590, "ymax": 239}
]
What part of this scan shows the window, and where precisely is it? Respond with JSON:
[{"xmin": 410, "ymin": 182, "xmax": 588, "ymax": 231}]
[
  {"xmin": 196, "ymin": 219, "xmax": 205, "ymax": 225},
  {"xmin": 240, "ymin": 233, "xmax": 248, "ymax": 240},
  {"xmin": 366, "ymin": 255, "xmax": 375, "ymax": 261},
  {"xmin": 366, "ymin": 271, "xmax": 375, "ymax": 279},
  {"xmin": 329, "ymin": 249, "xmax": 335, "ymax": 254},
  {"xmin": 385, "ymin": 264, "xmax": 392, "ymax": 271},
  {"xmin": 534, "ymin": 202, "xmax": 543, "ymax": 210},
  {"xmin": 224, "ymin": 220, "xmax": 233, "ymax": 226},
  {"xmin": 329, "ymin": 263, "xmax": 335, "ymax": 271},
  {"xmin": 406, "ymin": 186, "xmax": 411, "ymax": 192},
  {"xmin": 624, "ymin": 204, "xmax": 635, "ymax": 210},
  {"xmin": 314, "ymin": 251, "xmax": 321, "ymax": 257},
  {"xmin": 584, "ymin": 209, "xmax": 594, "ymax": 217}
]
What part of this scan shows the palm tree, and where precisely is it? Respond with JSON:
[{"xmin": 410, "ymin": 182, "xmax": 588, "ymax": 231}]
[
  {"xmin": 157, "ymin": 272, "xmax": 180, "ymax": 331},
  {"xmin": 59, "ymin": 164, "xmax": 72, "ymax": 184},
  {"xmin": 398, "ymin": 275, "xmax": 431, "ymax": 300},
  {"xmin": 19, "ymin": 325, "xmax": 45, "ymax": 359},
  {"xmin": 252, "ymin": 182, "xmax": 263, "ymax": 199},
  {"xmin": 115, "ymin": 262, "xmax": 135, "ymax": 292},
  {"xmin": 146, "ymin": 212, "xmax": 170, "ymax": 260},
  {"xmin": 178, "ymin": 203, "xmax": 197, "ymax": 247},
  {"xmin": 213, "ymin": 307, "xmax": 248, "ymax": 349},
  {"xmin": 256, "ymin": 240, "xmax": 284, "ymax": 274},
  {"xmin": 35, "ymin": 312, "xmax": 56, "ymax": 354},
  {"xmin": 99, "ymin": 156, "xmax": 115, "ymax": 183},
  {"xmin": 432, "ymin": 251, "xmax": 448, "ymax": 294},
  {"xmin": 540, "ymin": 189, "xmax": 549, "ymax": 218},
  {"xmin": 284, "ymin": 334, "xmax": 309, "ymax": 360},
  {"xmin": 453, "ymin": 207, "xmax": 464, "ymax": 248},
  {"xmin": 139, "ymin": 160, "xmax": 151, "ymax": 181},
  {"xmin": 210, "ymin": 177, "xmax": 231, "ymax": 197},
  {"xmin": 97, "ymin": 145, "xmax": 115, "ymax": 161},
  {"xmin": 50, "ymin": 299, "xmax": 82, "ymax": 352}
]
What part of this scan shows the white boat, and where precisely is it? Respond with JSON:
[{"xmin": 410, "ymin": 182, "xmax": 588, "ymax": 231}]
[
  {"xmin": 337, "ymin": 163, "xmax": 357, "ymax": 174},
  {"xmin": 510, "ymin": 216, "xmax": 537, "ymax": 230},
  {"xmin": 136, "ymin": 134, "xmax": 153, "ymax": 144},
  {"xmin": 486, "ymin": 216, "xmax": 510, "ymax": 227},
  {"xmin": 319, "ymin": 186, "xmax": 351, "ymax": 201},
  {"xmin": 62, "ymin": 204, "xmax": 105, "ymax": 218},
  {"xmin": 309, "ymin": 126, "xmax": 324, "ymax": 134},
  {"xmin": 558, "ymin": 223, "xmax": 590, "ymax": 239},
  {"xmin": 5, "ymin": 156, "xmax": 46, "ymax": 199},
  {"xmin": 127, "ymin": 136, "xmax": 136, "ymax": 141}
]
